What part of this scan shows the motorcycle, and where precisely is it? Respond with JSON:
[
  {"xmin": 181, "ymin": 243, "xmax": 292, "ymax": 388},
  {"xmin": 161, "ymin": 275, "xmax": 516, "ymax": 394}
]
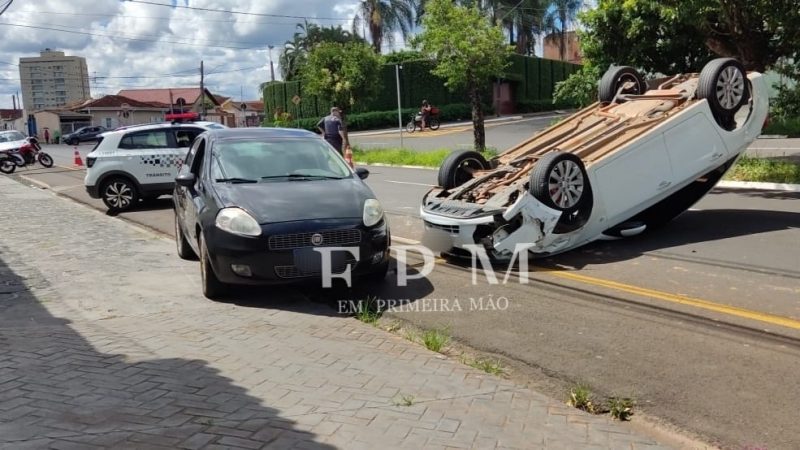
[
  {"xmin": 406, "ymin": 108, "xmax": 441, "ymax": 133},
  {"xmin": 0, "ymin": 153, "xmax": 16, "ymax": 174},
  {"xmin": 5, "ymin": 137, "xmax": 54, "ymax": 169}
]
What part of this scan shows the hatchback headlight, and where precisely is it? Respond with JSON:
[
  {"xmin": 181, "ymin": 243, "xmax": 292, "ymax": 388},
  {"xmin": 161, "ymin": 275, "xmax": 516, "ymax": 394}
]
[
  {"xmin": 363, "ymin": 199, "xmax": 384, "ymax": 227},
  {"xmin": 215, "ymin": 207, "xmax": 261, "ymax": 237}
]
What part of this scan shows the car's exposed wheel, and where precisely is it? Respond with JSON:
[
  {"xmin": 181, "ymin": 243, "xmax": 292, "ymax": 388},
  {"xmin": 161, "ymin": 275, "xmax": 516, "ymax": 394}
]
[
  {"xmin": 37, "ymin": 153, "xmax": 53, "ymax": 168},
  {"xmin": 69, "ymin": 138, "xmax": 79, "ymax": 146},
  {"xmin": 0, "ymin": 157, "xmax": 15, "ymax": 174},
  {"xmin": 529, "ymin": 151, "xmax": 590, "ymax": 213},
  {"xmin": 598, "ymin": 66, "xmax": 648, "ymax": 103},
  {"xmin": 199, "ymin": 233, "xmax": 226, "ymax": 300},
  {"xmin": 175, "ymin": 212, "xmax": 197, "ymax": 260},
  {"xmin": 438, "ymin": 150, "xmax": 490, "ymax": 190},
  {"xmin": 101, "ymin": 177, "xmax": 138, "ymax": 213},
  {"xmin": 406, "ymin": 121, "xmax": 416, "ymax": 133},
  {"xmin": 429, "ymin": 117, "xmax": 440, "ymax": 131},
  {"xmin": 696, "ymin": 58, "xmax": 749, "ymax": 129}
]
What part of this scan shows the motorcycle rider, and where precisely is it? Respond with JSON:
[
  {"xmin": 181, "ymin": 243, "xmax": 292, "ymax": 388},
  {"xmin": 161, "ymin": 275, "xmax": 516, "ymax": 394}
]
[{"xmin": 420, "ymin": 99, "xmax": 432, "ymax": 131}]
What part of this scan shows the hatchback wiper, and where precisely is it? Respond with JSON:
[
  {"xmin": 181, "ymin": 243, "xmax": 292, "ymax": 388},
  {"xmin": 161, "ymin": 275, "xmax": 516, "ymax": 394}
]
[
  {"xmin": 288, "ymin": 173, "xmax": 345, "ymax": 180},
  {"xmin": 215, "ymin": 177, "xmax": 257, "ymax": 183}
]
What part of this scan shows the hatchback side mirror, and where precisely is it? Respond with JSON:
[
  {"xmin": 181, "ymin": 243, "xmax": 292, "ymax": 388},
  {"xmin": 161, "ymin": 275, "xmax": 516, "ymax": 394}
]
[
  {"xmin": 355, "ymin": 167, "xmax": 369, "ymax": 180},
  {"xmin": 176, "ymin": 173, "xmax": 196, "ymax": 187}
]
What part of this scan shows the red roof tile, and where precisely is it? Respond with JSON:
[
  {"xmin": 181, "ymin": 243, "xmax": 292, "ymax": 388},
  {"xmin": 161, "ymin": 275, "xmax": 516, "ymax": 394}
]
[
  {"xmin": 82, "ymin": 95, "xmax": 165, "ymax": 109},
  {"xmin": 116, "ymin": 88, "xmax": 219, "ymax": 106}
]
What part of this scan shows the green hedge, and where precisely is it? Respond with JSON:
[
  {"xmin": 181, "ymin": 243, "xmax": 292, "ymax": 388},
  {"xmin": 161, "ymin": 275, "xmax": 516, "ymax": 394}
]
[{"xmin": 263, "ymin": 103, "xmax": 491, "ymax": 132}]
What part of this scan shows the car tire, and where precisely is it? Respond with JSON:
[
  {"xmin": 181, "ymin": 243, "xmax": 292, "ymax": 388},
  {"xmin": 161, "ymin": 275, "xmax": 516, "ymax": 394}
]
[
  {"xmin": 598, "ymin": 66, "xmax": 648, "ymax": 104},
  {"xmin": 199, "ymin": 233, "xmax": 226, "ymax": 300},
  {"xmin": 438, "ymin": 150, "xmax": 490, "ymax": 190},
  {"xmin": 529, "ymin": 151, "xmax": 590, "ymax": 213},
  {"xmin": 101, "ymin": 177, "xmax": 139, "ymax": 213},
  {"xmin": 696, "ymin": 58, "xmax": 749, "ymax": 129},
  {"xmin": 175, "ymin": 212, "xmax": 197, "ymax": 260},
  {"xmin": 69, "ymin": 138, "xmax": 79, "ymax": 146}
]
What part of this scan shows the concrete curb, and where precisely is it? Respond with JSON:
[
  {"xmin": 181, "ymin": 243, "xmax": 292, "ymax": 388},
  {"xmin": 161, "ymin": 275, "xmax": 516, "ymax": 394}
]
[{"xmin": 716, "ymin": 180, "xmax": 800, "ymax": 192}]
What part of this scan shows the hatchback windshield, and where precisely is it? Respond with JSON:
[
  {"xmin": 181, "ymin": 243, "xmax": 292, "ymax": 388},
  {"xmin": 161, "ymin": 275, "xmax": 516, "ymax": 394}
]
[
  {"xmin": 211, "ymin": 138, "xmax": 352, "ymax": 181},
  {"xmin": 0, "ymin": 131, "xmax": 26, "ymax": 142}
]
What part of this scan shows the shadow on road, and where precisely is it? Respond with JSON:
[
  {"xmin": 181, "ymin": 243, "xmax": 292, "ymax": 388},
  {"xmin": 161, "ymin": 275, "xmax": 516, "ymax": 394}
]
[
  {"xmin": 713, "ymin": 186, "xmax": 800, "ymax": 200},
  {"xmin": 542, "ymin": 208, "xmax": 800, "ymax": 269},
  {"xmin": 0, "ymin": 250, "xmax": 335, "ymax": 448}
]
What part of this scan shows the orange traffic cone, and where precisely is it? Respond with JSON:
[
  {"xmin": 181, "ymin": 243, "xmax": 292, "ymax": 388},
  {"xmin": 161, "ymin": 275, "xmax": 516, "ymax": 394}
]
[
  {"xmin": 344, "ymin": 145, "xmax": 354, "ymax": 169},
  {"xmin": 73, "ymin": 148, "xmax": 84, "ymax": 167}
]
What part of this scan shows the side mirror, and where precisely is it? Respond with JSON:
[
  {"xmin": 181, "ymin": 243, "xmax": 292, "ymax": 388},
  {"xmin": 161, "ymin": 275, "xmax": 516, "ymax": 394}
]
[
  {"xmin": 355, "ymin": 167, "xmax": 369, "ymax": 180},
  {"xmin": 175, "ymin": 172, "xmax": 196, "ymax": 187}
]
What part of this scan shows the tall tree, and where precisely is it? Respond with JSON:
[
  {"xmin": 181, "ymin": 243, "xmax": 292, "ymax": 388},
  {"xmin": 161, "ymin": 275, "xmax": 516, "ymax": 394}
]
[
  {"xmin": 417, "ymin": 0, "xmax": 512, "ymax": 151},
  {"xmin": 279, "ymin": 21, "xmax": 365, "ymax": 81},
  {"xmin": 543, "ymin": 0, "xmax": 581, "ymax": 60},
  {"xmin": 353, "ymin": 0, "xmax": 416, "ymax": 53},
  {"xmin": 301, "ymin": 42, "xmax": 383, "ymax": 146}
]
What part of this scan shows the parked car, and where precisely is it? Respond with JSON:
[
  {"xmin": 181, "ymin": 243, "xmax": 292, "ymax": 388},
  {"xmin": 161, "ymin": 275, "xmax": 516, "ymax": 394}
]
[
  {"xmin": 0, "ymin": 130, "xmax": 32, "ymax": 174},
  {"xmin": 62, "ymin": 126, "xmax": 107, "ymax": 145},
  {"xmin": 420, "ymin": 58, "xmax": 768, "ymax": 259},
  {"xmin": 172, "ymin": 128, "xmax": 390, "ymax": 299},
  {"xmin": 84, "ymin": 121, "xmax": 226, "ymax": 212}
]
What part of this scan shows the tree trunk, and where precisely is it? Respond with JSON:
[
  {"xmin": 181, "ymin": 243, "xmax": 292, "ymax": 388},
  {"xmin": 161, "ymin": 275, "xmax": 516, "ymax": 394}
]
[{"xmin": 469, "ymin": 85, "xmax": 485, "ymax": 152}]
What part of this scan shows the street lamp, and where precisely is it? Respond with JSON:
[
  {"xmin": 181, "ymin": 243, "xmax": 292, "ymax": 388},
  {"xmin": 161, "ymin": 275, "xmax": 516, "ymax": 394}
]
[{"xmin": 268, "ymin": 45, "xmax": 275, "ymax": 82}]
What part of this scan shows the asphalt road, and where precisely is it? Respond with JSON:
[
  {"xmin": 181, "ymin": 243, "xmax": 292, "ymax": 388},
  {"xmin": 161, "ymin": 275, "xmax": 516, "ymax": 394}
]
[{"xmin": 15, "ymin": 140, "xmax": 800, "ymax": 448}]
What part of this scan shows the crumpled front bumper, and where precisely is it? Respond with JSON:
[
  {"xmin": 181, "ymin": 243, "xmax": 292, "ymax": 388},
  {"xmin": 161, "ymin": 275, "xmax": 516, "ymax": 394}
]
[{"xmin": 420, "ymin": 191, "xmax": 573, "ymax": 258}]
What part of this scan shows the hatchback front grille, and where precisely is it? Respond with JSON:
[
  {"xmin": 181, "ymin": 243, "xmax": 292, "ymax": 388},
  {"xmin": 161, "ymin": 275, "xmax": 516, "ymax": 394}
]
[
  {"xmin": 268, "ymin": 228, "xmax": 362, "ymax": 251},
  {"xmin": 275, "ymin": 258, "xmax": 358, "ymax": 279},
  {"xmin": 424, "ymin": 221, "xmax": 460, "ymax": 234}
]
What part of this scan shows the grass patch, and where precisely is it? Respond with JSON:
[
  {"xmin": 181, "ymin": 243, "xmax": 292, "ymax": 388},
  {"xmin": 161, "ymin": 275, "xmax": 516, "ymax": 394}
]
[
  {"xmin": 352, "ymin": 147, "xmax": 497, "ymax": 168},
  {"xmin": 607, "ymin": 396, "xmax": 635, "ymax": 421},
  {"xmin": 567, "ymin": 384, "xmax": 599, "ymax": 414},
  {"xmin": 464, "ymin": 356, "xmax": 506, "ymax": 376},
  {"xmin": 393, "ymin": 394, "xmax": 416, "ymax": 407},
  {"xmin": 354, "ymin": 296, "xmax": 381, "ymax": 325},
  {"xmin": 725, "ymin": 155, "xmax": 800, "ymax": 184},
  {"xmin": 421, "ymin": 327, "xmax": 450, "ymax": 353}
]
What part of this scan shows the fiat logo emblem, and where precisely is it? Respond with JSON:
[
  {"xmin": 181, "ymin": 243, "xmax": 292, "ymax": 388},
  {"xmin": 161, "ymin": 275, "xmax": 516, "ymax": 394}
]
[{"xmin": 310, "ymin": 233, "xmax": 324, "ymax": 246}]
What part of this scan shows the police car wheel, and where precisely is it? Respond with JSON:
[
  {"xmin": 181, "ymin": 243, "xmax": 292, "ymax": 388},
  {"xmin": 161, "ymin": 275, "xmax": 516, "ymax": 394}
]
[{"xmin": 101, "ymin": 177, "xmax": 139, "ymax": 213}]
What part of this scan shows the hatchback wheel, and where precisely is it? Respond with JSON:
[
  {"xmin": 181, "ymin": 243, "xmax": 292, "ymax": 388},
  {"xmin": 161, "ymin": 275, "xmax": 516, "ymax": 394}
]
[
  {"xmin": 175, "ymin": 212, "xmax": 197, "ymax": 260},
  {"xmin": 199, "ymin": 234, "xmax": 226, "ymax": 300},
  {"xmin": 101, "ymin": 177, "xmax": 138, "ymax": 213}
]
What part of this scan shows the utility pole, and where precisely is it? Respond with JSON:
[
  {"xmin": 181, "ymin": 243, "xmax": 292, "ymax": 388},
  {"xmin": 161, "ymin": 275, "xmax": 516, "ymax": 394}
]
[
  {"xmin": 200, "ymin": 60, "xmax": 205, "ymax": 118},
  {"xmin": 395, "ymin": 64, "xmax": 403, "ymax": 149},
  {"xmin": 268, "ymin": 45, "xmax": 275, "ymax": 82}
]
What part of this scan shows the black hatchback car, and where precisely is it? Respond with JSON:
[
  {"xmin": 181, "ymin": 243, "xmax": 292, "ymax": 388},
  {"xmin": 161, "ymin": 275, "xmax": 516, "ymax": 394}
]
[
  {"xmin": 62, "ymin": 126, "xmax": 106, "ymax": 145},
  {"xmin": 173, "ymin": 128, "xmax": 390, "ymax": 299}
]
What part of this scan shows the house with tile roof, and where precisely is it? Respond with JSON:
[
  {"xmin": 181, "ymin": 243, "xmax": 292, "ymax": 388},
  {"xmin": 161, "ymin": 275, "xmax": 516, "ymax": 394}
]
[{"xmin": 76, "ymin": 94, "xmax": 169, "ymax": 130}]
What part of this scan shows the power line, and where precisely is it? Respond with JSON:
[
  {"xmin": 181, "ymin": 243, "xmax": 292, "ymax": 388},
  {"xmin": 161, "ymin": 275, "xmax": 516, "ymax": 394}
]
[
  {"xmin": 32, "ymin": 10, "xmax": 306, "ymax": 26},
  {"xmin": 125, "ymin": 0, "xmax": 350, "ymax": 22}
]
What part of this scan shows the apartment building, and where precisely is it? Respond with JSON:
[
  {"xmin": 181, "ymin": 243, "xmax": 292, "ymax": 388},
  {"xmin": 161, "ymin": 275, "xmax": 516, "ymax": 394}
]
[{"xmin": 18, "ymin": 49, "xmax": 91, "ymax": 111}]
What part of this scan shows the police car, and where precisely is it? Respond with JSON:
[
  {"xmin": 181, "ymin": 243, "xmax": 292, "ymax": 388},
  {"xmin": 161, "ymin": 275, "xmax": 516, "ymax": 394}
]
[{"xmin": 84, "ymin": 114, "xmax": 227, "ymax": 212}]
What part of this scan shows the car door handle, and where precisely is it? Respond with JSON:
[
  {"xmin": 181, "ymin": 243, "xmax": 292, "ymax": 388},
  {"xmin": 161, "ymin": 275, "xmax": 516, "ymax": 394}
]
[
  {"xmin": 711, "ymin": 152, "xmax": 724, "ymax": 160},
  {"xmin": 658, "ymin": 181, "xmax": 671, "ymax": 190}
]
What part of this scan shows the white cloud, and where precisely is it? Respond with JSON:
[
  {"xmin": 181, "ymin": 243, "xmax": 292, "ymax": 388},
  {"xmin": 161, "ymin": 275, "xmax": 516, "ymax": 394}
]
[{"xmin": 0, "ymin": 0, "xmax": 363, "ymax": 108}]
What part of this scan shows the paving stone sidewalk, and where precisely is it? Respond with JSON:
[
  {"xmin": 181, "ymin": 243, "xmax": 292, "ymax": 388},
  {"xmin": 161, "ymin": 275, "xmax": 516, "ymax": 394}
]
[{"xmin": 0, "ymin": 177, "xmax": 672, "ymax": 449}]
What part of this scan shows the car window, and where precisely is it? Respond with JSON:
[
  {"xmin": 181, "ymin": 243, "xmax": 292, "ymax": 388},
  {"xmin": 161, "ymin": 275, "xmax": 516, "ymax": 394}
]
[
  {"xmin": 174, "ymin": 128, "xmax": 203, "ymax": 148},
  {"xmin": 211, "ymin": 138, "xmax": 351, "ymax": 181},
  {"xmin": 190, "ymin": 139, "xmax": 206, "ymax": 175},
  {"xmin": 183, "ymin": 137, "xmax": 202, "ymax": 168},
  {"xmin": 0, "ymin": 131, "xmax": 25, "ymax": 142},
  {"xmin": 118, "ymin": 130, "xmax": 170, "ymax": 149}
]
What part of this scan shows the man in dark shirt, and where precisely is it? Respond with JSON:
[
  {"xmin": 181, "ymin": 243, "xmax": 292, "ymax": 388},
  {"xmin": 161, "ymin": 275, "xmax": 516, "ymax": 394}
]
[{"xmin": 317, "ymin": 107, "xmax": 344, "ymax": 155}]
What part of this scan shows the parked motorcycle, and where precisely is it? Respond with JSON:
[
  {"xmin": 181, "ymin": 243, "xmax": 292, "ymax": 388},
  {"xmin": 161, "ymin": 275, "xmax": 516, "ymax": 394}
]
[
  {"xmin": 6, "ymin": 137, "xmax": 53, "ymax": 169},
  {"xmin": 0, "ymin": 153, "xmax": 16, "ymax": 174},
  {"xmin": 406, "ymin": 108, "xmax": 441, "ymax": 133}
]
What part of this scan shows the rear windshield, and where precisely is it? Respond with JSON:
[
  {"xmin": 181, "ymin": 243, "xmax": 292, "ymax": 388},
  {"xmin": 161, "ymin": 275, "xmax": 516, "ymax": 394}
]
[
  {"xmin": 211, "ymin": 138, "xmax": 351, "ymax": 181},
  {"xmin": 0, "ymin": 131, "xmax": 26, "ymax": 142}
]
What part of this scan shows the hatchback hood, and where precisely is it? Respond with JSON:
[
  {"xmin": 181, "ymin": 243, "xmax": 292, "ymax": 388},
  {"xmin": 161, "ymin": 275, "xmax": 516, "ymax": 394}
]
[{"xmin": 212, "ymin": 178, "xmax": 374, "ymax": 224}]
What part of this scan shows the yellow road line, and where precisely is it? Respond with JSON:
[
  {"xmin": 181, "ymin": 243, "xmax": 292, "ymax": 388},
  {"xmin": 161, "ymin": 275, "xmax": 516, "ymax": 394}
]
[
  {"xmin": 543, "ymin": 269, "xmax": 800, "ymax": 330},
  {"xmin": 390, "ymin": 235, "xmax": 800, "ymax": 331}
]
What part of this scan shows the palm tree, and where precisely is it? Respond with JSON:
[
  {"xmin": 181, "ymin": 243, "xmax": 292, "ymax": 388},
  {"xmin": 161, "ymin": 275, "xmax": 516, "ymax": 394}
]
[
  {"xmin": 493, "ymin": 0, "xmax": 546, "ymax": 55},
  {"xmin": 543, "ymin": 0, "xmax": 581, "ymax": 60},
  {"xmin": 353, "ymin": 0, "xmax": 416, "ymax": 53}
]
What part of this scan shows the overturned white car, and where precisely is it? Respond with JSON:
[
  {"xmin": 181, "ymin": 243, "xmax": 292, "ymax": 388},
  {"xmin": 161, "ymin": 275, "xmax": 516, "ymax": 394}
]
[{"xmin": 421, "ymin": 58, "xmax": 768, "ymax": 259}]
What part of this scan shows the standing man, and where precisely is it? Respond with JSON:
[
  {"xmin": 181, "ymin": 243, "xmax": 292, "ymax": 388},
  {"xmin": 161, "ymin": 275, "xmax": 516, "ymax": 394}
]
[
  {"xmin": 317, "ymin": 107, "xmax": 344, "ymax": 155},
  {"xmin": 43, "ymin": 127, "xmax": 50, "ymax": 144}
]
